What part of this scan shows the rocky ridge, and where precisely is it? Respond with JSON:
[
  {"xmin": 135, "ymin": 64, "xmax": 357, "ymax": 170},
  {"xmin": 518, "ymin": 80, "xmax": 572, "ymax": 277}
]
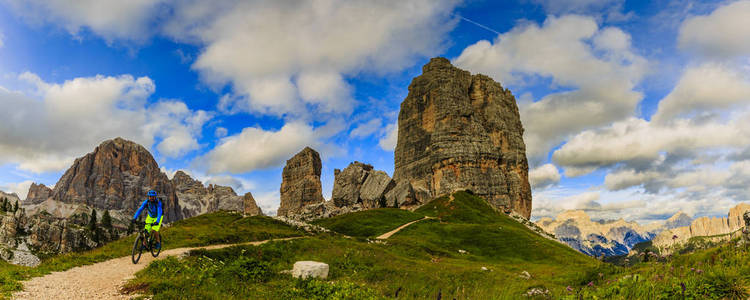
[
  {"xmin": 172, "ymin": 171, "xmax": 262, "ymax": 218},
  {"xmin": 652, "ymin": 203, "xmax": 750, "ymax": 254},
  {"xmin": 393, "ymin": 57, "xmax": 532, "ymax": 218},
  {"xmin": 536, "ymin": 210, "xmax": 661, "ymax": 257}
]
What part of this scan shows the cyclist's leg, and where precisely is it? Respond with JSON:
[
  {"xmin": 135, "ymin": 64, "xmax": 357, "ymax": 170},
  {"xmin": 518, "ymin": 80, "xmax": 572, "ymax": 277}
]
[
  {"xmin": 144, "ymin": 216, "xmax": 155, "ymax": 246},
  {"xmin": 152, "ymin": 217, "xmax": 163, "ymax": 248}
]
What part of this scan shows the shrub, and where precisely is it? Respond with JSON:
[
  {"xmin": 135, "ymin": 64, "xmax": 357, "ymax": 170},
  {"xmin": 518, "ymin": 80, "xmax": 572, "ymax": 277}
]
[
  {"xmin": 220, "ymin": 256, "xmax": 272, "ymax": 283},
  {"xmin": 281, "ymin": 278, "xmax": 380, "ymax": 300}
]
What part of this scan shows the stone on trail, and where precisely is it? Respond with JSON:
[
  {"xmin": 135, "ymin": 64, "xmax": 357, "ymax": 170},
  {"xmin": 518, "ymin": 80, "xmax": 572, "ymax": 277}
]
[{"xmin": 292, "ymin": 261, "xmax": 329, "ymax": 279}]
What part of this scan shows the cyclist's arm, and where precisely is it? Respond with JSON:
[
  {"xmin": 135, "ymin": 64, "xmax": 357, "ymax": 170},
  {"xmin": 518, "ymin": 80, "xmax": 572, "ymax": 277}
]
[
  {"xmin": 133, "ymin": 200, "xmax": 147, "ymax": 220},
  {"xmin": 156, "ymin": 201, "xmax": 163, "ymax": 224}
]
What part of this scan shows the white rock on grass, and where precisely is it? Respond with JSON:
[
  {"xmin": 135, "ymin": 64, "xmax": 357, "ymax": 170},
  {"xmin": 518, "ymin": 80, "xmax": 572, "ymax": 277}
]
[{"xmin": 292, "ymin": 261, "xmax": 329, "ymax": 279}]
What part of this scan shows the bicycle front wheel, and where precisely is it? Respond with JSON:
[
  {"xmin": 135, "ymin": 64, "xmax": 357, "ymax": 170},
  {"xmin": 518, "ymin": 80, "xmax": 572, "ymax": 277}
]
[{"xmin": 132, "ymin": 235, "xmax": 143, "ymax": 264}]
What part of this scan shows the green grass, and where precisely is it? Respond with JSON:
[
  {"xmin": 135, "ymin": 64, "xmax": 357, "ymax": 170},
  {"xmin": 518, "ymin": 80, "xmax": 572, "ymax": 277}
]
[
  {"xmin": 126, "ymin": 192, "xmax": 603, "ymax": 299},
  {"xmin": 312, "ymin": 208, "xmax": 424, "ymax": 238},
  {"xmin": 0, "ymin": 211, "xmax": 304, "ymax": 298},
  {"xmin": 569, "ymin": 239, "xmax": 750, "ymax": 299}
]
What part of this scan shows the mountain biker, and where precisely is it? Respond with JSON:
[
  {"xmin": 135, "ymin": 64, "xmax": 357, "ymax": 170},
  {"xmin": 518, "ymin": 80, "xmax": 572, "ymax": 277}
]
[{"xmin": 132, "ymin": 190, "xmax": 163, "ymax": 250}]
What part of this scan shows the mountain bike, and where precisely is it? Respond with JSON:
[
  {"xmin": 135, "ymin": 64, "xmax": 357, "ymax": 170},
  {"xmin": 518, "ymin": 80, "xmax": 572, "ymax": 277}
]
[{"xmin": 131, "ymin": 220, "xmax": 161, "ymax": 264}]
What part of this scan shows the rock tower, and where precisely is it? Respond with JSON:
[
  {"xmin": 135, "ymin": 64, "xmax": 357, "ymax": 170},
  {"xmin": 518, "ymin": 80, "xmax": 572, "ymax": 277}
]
[{"xmin": 393, "ymin": 57, "xmax": 532, "ymax": 218}]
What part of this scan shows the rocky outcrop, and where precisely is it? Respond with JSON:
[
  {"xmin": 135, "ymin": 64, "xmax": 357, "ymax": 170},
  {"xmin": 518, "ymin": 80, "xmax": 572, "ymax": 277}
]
[
  {"xmin": 332, "ymin": 162, "xmax": 373, "ymax": 207},
  {"xmin": 536, "ymin": 210, "xmax": 657, "ymax": 257},
  {"xmin": 393, "ymin": 57, "xmax": 532, "ymax": 218},
  {"xmin": 360, "ymin": 170, "xmax": 396, "ymax": 209},
  {"xmin": 278, "ymin": 147, "xmax": 325, "ymax": 217},
  {"xmin": 49, "ymin": 138, "xmax": 181, "ymax": 223},
  {"xmin": 24, "ymin": 183, "xmax": 52, "ymax": 205},
  {"xmin": 172, "ymin": 171, "xmax": 260, "ymax": 218},
  {"xmin": 332, "ymin": 162, "xmax": 395, "ymax": 209},
  {"xmin": 0, "ymin": 208, "xmax": 120, "ymax": 266},
  {"xmin": 384, "ymin": 181, "xmax": 429, "ymax": 208},
  {"xmin": 652, "ymin": 203, "xmax": 750, "ymax": 254},
  {"xmin": 243, "ymin": 193, "xmax": 263, "ymax": 216}
]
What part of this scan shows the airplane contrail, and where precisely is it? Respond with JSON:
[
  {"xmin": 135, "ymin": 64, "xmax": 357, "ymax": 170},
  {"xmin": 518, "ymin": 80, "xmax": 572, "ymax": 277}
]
[{"xmin": 459, "ymin": 16, "xmax": 501, "ymax": 36}]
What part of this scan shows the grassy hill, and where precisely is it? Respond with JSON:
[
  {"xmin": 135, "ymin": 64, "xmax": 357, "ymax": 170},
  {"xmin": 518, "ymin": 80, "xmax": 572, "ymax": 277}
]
[
  {"xmin": 312, "ymin": 208, "xmax": 424, "ymax": 238},
  {"xmin": 125, "ymin": 191, "xmax": 604, "ymax": 299},
  {"xmin": 0, "ymin": 211, "xmax": 305, "ymax": 297}
]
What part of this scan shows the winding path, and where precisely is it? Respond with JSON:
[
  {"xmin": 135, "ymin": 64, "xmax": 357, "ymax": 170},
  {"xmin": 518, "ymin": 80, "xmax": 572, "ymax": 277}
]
[
  {"xmin": 12, "ymin": 237, "xmax": 301, "ymax": 300},
  {"xmin": 376, "ymin": 217, "xmax": 433, "ymax": 240}
]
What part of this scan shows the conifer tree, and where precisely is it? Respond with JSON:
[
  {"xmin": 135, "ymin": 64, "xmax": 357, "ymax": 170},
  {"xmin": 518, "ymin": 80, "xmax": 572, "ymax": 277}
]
[
  {"xmin": 88, "ymin": 208, "xmax": 98, "ymax": 232},
  {"xmin": 13, "ymin": 200, "xmax": 18, "ymax": 212},
  {"xmin": 101, "ymin": 210, "xmax": 113, "ymax": 234}
]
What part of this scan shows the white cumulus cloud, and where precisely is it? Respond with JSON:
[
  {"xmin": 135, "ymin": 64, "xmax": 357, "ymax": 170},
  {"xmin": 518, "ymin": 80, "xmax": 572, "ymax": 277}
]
[
  {"xmin": 454, "ymin": 15, "xmax": 647, "ymax": 162},
  {"xmin": 529, "ymin": 164, "xmax": 561, "ymax": 189},
  {"xmin": 0, "ymin": 73, "xmax": 209, "ymax": 173},
  {"xmin": 678, "ymin": 0, "xmax": 750, "ymax": 59},
  {"xmin": 5, "ymin": 0, "xmax": 165, "ymax": 42},
  {"xmin": 350, "ymin": 119, "xmax": 382, "ymax": 139}
]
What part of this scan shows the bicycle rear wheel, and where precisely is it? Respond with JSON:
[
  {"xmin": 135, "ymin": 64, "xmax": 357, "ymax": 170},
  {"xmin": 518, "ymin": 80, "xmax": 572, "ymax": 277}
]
[
  {"xmin": 131, "ymin": 235, "xmax": 143, "ymax": 264},
  {"xmin": 150, "ymin": 232, "xmax": 161, "ymax": 257}
]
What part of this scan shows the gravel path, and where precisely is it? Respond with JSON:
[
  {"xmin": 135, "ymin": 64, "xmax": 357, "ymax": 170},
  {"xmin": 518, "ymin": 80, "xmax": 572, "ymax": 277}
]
[
  {"xmin": 12, "ymin": 237, "xmax": 301, "ymax": 300},
  {"xmin": 376, "ymin": 217, "xmax": 432, "ymax": 240}
]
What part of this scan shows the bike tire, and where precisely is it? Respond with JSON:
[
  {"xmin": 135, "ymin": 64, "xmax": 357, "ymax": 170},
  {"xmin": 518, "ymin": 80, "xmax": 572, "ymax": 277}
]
[
  {"xmin": 150, "ymin": 234, "xmax": 161, "ymax": 257},
  {"xmin": 151, "ymin": 240, "xmax": 161, "ymax": 257},
  {"xmin": 131, "ymin": 235, "xmax": 143, "ymax": 264}
]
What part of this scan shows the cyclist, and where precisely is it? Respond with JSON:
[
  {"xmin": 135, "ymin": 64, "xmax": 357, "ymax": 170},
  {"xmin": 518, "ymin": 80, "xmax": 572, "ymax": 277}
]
[{"xmin": 132, "ymin": 190, "xmax": 163, "ymax": 250}]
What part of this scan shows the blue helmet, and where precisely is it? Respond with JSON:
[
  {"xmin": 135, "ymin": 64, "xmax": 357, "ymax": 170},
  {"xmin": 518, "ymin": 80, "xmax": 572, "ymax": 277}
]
[{"xmin": 147, "ymin": 190, "xmax": 157, "ymax": 197}]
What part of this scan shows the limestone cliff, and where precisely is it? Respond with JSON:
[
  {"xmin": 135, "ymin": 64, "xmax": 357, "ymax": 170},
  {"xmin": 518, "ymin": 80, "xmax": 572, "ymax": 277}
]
[
  {"xmin": 652, "ymin": 203, "xmax": 750, "ymax": 254},
  {"xmin": 393, "ymin": 57, "xmax": 532, "ymax": 218}
]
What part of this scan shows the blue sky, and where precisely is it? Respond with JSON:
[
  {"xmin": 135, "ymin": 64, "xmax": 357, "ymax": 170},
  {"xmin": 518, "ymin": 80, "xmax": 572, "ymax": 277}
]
[{"xmin": 1, "ymin": 0, "xmax": 749, "ymax": 222}]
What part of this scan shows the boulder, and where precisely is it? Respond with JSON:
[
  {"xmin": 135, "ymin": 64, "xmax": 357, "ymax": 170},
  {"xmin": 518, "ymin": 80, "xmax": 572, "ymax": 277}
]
[
  {"xmin": 278, "ymin": 147, "xmax": 325, "ymax": 217},
  {"xmin": 393, "ymin": 57, "xmax": 532, "ymax": 218},
  {"xmin": 292, "ymin": 261, "xmax": 329, "ymax": 279}
]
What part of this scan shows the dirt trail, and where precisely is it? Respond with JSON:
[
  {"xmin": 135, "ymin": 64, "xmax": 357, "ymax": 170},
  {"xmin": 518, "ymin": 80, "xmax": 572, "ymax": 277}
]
[
  {"xmin": 12, "ymin": 237, "xmax": 301, "ymax": 300},
  {"xmin": 376, "ymin": 217, "xmax": 433, "ymax": 240}
]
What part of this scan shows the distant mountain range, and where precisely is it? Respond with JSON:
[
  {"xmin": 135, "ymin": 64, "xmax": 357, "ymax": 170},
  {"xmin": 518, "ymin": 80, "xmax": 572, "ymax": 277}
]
[
  {"xmin": 536, "ymin": 210, "xmax": 692, "ymax": 257},
  {"xmin": 651, "ymin": 203, "xmax": 750, "ymax": 254}
]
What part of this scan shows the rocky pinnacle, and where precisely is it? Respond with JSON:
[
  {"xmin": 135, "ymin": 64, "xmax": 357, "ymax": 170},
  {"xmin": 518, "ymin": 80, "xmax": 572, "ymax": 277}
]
[
  {"xmin": 393, "ymin": 57, "xmax": 532, "ymax": 218},
  {"xmin": 277, "ymin": 147, "xmax": 325, "ymax": 217}
]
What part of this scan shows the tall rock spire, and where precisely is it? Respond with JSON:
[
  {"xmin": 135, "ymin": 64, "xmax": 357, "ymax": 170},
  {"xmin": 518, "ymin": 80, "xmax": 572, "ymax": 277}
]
[{"xmin": 393, "ymin": 57, "xmax": 532, "ymax": 218}]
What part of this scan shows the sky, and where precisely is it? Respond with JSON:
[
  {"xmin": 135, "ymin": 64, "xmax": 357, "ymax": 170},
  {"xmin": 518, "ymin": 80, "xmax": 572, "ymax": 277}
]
[{"xmin": 0, "ymin": 0, "xmax": 749, "ymax": 222}]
